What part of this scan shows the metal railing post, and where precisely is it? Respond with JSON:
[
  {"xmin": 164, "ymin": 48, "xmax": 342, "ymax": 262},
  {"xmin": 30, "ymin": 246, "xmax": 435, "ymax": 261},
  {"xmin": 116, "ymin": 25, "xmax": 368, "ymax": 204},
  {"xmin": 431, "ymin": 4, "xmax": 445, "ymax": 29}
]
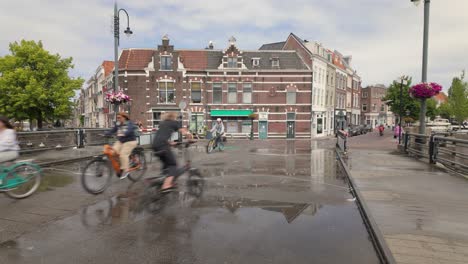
[
  {"xmin": 404, "ymin": 133, "xmax": 409, "ymax": 153},
  {"xmin": 429, "ymin": 134, "xmax": 435, "ymax": 164},
  {"xmin": 78, "ymin": 129, "xmax": 85, "ymax": 148}
]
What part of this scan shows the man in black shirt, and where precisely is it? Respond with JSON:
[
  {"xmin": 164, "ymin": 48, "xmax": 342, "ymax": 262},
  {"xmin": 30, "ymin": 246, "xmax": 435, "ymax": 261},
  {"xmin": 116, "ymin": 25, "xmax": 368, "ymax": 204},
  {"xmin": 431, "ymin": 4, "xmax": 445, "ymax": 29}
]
[{"xmin": 152, "ymin": 112, "xmax": 193, "ymax": 191}]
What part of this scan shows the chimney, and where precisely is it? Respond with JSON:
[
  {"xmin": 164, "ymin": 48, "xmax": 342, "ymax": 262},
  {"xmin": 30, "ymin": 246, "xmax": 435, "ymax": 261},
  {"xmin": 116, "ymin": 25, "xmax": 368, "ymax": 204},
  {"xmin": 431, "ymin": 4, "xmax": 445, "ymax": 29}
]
[
  {"xmin": 162, "ymin": 34, "xmax": 170, "ymax": 47},
  {"xmin": 208, "ymin": 41, "xmax": 214, "ymax": 49},
  {"xmin": 343, "ymin": 56, "xmax": 352, "ymax": 66}
]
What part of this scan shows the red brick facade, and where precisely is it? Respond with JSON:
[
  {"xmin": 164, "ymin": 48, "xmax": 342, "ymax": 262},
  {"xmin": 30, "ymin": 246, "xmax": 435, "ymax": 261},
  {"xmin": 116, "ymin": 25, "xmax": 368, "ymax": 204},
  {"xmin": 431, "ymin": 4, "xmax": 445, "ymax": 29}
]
[{"xmin": 116, "ymin": 37, "xmax": 312, "ymax": 138}]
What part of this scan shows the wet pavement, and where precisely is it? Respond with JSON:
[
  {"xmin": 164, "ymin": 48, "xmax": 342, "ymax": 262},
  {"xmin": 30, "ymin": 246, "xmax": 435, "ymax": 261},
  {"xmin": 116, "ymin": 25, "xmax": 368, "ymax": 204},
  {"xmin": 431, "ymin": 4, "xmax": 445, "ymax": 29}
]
[
  {"xmin": 346, "ymin": 132, "xmax": 468, "ymax": 264},
  {"xmin": 0, "ymin": 139, "xmax": 380, "ymax": 264}
]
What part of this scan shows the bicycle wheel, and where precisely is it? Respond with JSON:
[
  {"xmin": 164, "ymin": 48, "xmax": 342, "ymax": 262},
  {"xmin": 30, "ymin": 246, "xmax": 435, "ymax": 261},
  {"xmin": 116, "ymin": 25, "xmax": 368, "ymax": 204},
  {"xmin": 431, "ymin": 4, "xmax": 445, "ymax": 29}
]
[
  {"xmin": 218, "ymin": 141, "xmax": 225, "ymax": 152},
  {"xmin": 187, "ymin": 169, "xmax": 205, "ymax": 198},
  {"xmin": 5, "ymin": 163, "xmax": 42, "ymax": 199},
  {"xmin": 206, "ymin": 140, "xmax": 215, "ymax": 153},
  {"xmin": 81, "ymin": 158, "xmax": 112, "ymax": 195},
  {"xmin": 128, "ymin": 149, "xmax": 147, "ymax": 182},
  {"xmin": 144, "ymin": 182, "xmax": 166, "ymax": 213}
]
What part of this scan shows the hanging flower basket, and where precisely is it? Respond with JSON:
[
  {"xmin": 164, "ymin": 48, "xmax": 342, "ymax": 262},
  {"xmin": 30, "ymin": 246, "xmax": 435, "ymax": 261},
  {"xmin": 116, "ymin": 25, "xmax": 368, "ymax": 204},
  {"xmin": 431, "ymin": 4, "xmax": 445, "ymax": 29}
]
[
  {"xmin": 409, "ymin": 82, "xmax": 442, "ymax": 99},
  {"xmin": 105, "ymin": 91, "xmax": 131, "ymax": 104}
]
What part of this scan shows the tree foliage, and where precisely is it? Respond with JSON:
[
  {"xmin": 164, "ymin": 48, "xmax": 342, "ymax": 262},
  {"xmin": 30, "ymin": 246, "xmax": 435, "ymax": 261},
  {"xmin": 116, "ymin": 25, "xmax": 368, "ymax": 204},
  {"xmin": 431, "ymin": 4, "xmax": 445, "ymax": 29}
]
[
  {"xmin": 383, "ymin": 78, "xmax": 438, "ymax": 122},
  {"xmin": 437, "ymin": 102, "xmax": 452, "ymax": 119},
  {"xmin": 447, "ymin": 72, "xmax": 468, "ymax": 124},
  {"xmin": 0, "ymin": 40, "xmax": 83, "ymax": 128}
]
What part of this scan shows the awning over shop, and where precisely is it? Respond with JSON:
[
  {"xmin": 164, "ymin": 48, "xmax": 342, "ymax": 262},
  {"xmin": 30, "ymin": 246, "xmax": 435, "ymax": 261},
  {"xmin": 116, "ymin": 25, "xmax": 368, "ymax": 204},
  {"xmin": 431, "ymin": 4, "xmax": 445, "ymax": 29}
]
[{"xmin": 210, "ymin": 109, "xmax": 253, "ymax": 117}]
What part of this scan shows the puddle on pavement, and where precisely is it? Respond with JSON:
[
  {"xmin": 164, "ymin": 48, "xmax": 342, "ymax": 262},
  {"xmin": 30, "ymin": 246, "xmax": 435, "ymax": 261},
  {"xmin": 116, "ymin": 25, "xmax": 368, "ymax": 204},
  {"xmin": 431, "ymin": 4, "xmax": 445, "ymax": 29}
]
[
  {"xmin": 0, "ymin": 142, "xmax": 380, "ymax": 263},
  {"xmin": 2, "ymin": 192, "xmax": 379, "ymax": 264},
  {"xmin": 38, "ymin": 171, "xmax": 74, "ymax": 191}
]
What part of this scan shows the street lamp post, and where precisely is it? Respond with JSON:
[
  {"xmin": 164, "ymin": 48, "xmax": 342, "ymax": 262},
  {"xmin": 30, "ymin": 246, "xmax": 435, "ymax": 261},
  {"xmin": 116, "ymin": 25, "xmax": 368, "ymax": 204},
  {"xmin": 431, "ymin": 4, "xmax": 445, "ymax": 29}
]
[
  {"xmin": 398, "ymin": 76, "xmax": 409, "ymax": 145},
  {"xmin": 113, "ymin": 2, "xmax": 133, "ymax": 120},
  {"xmin": 411, "ymin": 0, "xmax": 430, "ymax": 135}
]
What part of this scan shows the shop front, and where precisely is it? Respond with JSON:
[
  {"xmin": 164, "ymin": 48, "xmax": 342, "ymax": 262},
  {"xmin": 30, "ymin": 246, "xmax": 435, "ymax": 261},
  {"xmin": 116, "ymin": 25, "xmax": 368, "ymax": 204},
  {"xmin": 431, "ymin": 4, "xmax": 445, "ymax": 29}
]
[
  {"xmin": 335, "ymin": 110, "xmax": 347, "ymax": 133},
  {"xmin": 210, "ymin": 109, "xmax": 253, "ymax": 136}
]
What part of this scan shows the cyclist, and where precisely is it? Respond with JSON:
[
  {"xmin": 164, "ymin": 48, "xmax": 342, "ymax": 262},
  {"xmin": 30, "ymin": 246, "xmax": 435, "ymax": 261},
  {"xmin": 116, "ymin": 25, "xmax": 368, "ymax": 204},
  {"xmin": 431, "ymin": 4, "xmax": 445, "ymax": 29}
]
[
  {"xmin": 0, "ymin": 116, "xmax": 20, "ymax": 163},
  {"xmin": 106, "ymin": 112, "xmax": 137, "ymax": 179},
  {"xmin": 210, "ymin": 118, "xmax": 225, "ymax": 148},
  {"xmin": 152, "ymin": 112, "xmax": 193, "ymax": 192}
]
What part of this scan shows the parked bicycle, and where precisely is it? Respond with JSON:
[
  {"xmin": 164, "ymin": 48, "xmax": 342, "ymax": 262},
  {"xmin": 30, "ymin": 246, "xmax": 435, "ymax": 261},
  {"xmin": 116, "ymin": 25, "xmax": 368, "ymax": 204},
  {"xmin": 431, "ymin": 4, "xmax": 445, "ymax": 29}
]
[
  {"xmin": 81, "ymin": 136, "xmax": 147, "ymax": 194},
  {"xmin": 0, "ymin": 160, "xmax": 42, "ymax": 199},
  {"xmin": 206, "ymin": 132, "xmax": 225, "ymax": 153},
  {"xmin": 143, "ymin": 141, "xmax": 204, "ymax": 213}
]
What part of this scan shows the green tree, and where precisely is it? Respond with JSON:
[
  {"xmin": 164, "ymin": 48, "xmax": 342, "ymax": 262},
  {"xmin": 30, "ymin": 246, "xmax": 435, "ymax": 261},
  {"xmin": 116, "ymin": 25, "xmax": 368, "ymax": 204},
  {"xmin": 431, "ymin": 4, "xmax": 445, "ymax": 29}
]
[
  {"xmin": 383, "ymin": 78, "xmax": 439, "ymax": 123},
  {"xmin": 437, "ymin": 102, "xmax": 453, "ymax": 119},
  {"xmin": 426, "ymin": 98, "xmax": 438, "ymax": 120},
  {"xmin": 447, "ymin": 73, "xmax": 468, "ymax": 125},
  {"xmin": 382, "ymin": 78, "xmax": 418, "ymax": 121},
  {"xmin": 0, "ymin": 40, "xmax": 83, "ymax": 128}
]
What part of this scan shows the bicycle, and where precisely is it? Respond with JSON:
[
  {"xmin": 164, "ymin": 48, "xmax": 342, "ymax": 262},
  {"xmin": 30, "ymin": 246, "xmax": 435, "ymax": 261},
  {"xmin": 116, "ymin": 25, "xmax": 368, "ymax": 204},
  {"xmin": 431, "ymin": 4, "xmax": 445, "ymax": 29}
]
[
  {"xmin": 206, "ymin": 132, "xmax": 225, "ymax": 153},
  {"xmin": 81, "ymin": 136, "xmax": 147, "ymax": 195},
  {"xmin": 0, "ymin": 159, "xmax": 42, "ymax": 199},
  {"xmin": 143, "ymin": 141, "xmax": 204, "ymax": 213}
]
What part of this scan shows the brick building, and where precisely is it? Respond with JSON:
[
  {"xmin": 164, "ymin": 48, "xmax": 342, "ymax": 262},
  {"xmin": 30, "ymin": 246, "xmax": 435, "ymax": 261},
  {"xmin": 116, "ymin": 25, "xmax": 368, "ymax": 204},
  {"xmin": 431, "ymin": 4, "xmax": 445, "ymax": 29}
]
[
  {"xmin": 361, "ymin": 84, "xmax": 395, "ymax": 128},
  {"xmin": 115, "ymin": 36, "xmax": 312, "ymax": 138},
  {"xmin": 261, "ymin": 33, "xmax": 361, "ymax": 135}
]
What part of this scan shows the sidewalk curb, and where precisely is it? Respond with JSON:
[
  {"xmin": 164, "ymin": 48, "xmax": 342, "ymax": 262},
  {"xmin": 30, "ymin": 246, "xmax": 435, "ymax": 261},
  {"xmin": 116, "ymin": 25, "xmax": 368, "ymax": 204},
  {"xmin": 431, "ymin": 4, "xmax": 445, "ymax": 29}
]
[{"xmin": 335, "ymin": 149, "xmax": 396, "ymax": 264}]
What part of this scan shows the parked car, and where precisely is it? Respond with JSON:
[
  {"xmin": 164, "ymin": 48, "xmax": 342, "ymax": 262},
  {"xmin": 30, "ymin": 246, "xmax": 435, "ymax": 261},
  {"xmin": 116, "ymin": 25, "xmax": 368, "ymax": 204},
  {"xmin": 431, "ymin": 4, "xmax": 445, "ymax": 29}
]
[
  {"xmin": 358, "ymin": 125, "xmax": 371, "ymax": 134},
  {"xmin": 347, "ymin": 125, "xmax": 361, "ymax": 137}
]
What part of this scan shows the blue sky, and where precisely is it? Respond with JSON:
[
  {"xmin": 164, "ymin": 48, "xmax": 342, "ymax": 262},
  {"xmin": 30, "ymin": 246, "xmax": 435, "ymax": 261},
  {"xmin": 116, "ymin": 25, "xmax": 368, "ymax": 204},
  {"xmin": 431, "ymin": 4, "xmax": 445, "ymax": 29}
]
[{"xmin": 1, "ymin": 0, "xmax": 467, "ymax": 90}]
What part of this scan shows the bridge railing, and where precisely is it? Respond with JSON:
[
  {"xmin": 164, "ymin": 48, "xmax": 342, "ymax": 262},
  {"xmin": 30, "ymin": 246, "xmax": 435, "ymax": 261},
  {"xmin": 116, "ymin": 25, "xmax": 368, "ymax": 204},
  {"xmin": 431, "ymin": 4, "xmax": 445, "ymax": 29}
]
[
  {"xmin": 402, "ymin": 132, "xmax": 468, "ymax": 174},
  {"xmin": 432, "ymin": 135, "xmax": 468, "ymax": 173},
  {"xmin": 17, "ymin": 129, "xmax": 156, "ymax": 153}
]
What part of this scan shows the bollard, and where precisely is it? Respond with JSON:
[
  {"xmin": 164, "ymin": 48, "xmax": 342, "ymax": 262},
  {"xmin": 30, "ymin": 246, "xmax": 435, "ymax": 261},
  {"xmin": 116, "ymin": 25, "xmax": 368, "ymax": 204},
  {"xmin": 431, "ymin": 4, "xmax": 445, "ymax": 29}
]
[{"xmin": 404, "ymin": 133, "xmax": 409, "ymax": 153}]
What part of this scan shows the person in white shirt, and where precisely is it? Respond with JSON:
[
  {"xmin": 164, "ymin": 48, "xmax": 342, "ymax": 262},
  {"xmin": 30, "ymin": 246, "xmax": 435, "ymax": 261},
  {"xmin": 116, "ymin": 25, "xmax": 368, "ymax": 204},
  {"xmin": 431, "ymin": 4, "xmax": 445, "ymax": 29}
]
[
  {"xmin": 210, "ymin": 118, "xmax": 225, "ymax": 147},
  {"xmin": 0, "ymin": 116, "xmax": 20, "ymax": 163}
]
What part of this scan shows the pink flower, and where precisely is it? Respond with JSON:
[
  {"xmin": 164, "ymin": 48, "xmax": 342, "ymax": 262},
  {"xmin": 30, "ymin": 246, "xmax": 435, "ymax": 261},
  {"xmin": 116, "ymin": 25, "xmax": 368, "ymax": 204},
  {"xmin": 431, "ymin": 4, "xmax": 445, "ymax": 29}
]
[{"xmin": 409, "ymin": 82, "xmax": 442, "ymax": 99}]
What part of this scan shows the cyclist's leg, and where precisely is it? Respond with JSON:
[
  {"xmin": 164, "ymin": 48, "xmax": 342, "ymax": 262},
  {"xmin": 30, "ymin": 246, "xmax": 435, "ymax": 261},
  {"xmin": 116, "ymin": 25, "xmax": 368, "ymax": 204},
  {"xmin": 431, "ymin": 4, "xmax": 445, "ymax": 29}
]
[
  {"xmin": 113, "ymin": 141, "xmax": 123, "ymax": 155},
  {"xmin": 161, "ymin": 148, "xmax": 178, "ymax": 190},
  {"xmin": 0, "ymin": 151, "xmax": 19, "ymax": 163},
  {"xmin": 119, "ymin": 141, "xmax": 138, "ymax": 171}
]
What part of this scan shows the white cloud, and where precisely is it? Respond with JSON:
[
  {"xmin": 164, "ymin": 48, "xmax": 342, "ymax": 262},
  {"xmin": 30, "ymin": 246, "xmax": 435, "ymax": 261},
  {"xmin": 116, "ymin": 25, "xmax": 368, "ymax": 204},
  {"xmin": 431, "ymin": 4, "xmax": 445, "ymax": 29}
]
[{"xmin": 1, "ymin": 0, "xmax": 466, "ymax": 90}]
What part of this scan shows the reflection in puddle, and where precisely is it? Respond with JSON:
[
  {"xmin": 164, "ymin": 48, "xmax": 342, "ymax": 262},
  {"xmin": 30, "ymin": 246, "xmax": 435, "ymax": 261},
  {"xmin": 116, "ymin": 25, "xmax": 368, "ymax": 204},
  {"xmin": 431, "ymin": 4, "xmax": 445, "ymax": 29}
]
[
  {"xmin": 193, "ymin": 196, "xmax": 319, "ymax": 224},
  {"xmin": 38, "ymin": 172, "xmax": 74, "ymax": 191}
]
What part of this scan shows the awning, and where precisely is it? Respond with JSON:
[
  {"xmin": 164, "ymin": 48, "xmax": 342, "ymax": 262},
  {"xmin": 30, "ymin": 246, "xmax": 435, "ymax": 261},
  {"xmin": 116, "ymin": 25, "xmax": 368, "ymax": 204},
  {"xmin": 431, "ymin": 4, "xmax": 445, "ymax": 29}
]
[{"xmin": 210, "ymin": 109, "xmax": 253, "ymax": 117}]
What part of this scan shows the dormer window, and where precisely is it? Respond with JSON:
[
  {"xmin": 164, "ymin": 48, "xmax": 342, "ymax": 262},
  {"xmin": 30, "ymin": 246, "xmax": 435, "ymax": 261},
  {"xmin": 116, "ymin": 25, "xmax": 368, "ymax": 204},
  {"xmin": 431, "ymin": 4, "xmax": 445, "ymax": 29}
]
[
  {"xmin": 227, "ymin": 57, "xmax": 237, "ymax": 68},
  {"xmin": 252, "ymin": 58, "xmax": 260, "ymax": 67},
  {"xmin": 271, "ymin": 57, "xmax": 280, "ymax": 68},
  {"xmin": 160, "ymin": 55, "xmax": 172, "ymax": 70}
]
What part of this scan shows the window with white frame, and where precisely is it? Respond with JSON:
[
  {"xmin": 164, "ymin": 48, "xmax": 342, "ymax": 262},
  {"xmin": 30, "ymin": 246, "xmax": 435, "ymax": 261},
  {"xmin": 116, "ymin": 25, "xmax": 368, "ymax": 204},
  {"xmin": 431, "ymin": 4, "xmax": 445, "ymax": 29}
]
[
  {"xmin": 286, "ymin": 88, "xmax": 296, "ymax": 105},
  {"xmin": 213, "ymin": 83, "xmax": 222, "ymax": 104},
  {"xmin": 191, "ymin": 82, "xmax": 201, "ymax": 103},
  {"xmin": 271, "ymin": 58, "xmax": 280, "ymax": 68},
  {"xmin": 159, "ymin": 81, "xmax": 175, "ymax": 104},
  {"xmin": 227, "ymin": 57, "xmax": 237, "ymax": 68},
  {"xmin": 252, "ymin": 58, "xmax": 260, "ymax": 67},
  {"xmin": 228, "ymin": 83, "xmax": 237, "ymax": 103},
  {"xmin": 160, "ymin": 56, "xmax": 172, "ymax": 70},
  {"xmin": 243, "ymin": 83, "xmax": 252, "ymax": 103}
]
